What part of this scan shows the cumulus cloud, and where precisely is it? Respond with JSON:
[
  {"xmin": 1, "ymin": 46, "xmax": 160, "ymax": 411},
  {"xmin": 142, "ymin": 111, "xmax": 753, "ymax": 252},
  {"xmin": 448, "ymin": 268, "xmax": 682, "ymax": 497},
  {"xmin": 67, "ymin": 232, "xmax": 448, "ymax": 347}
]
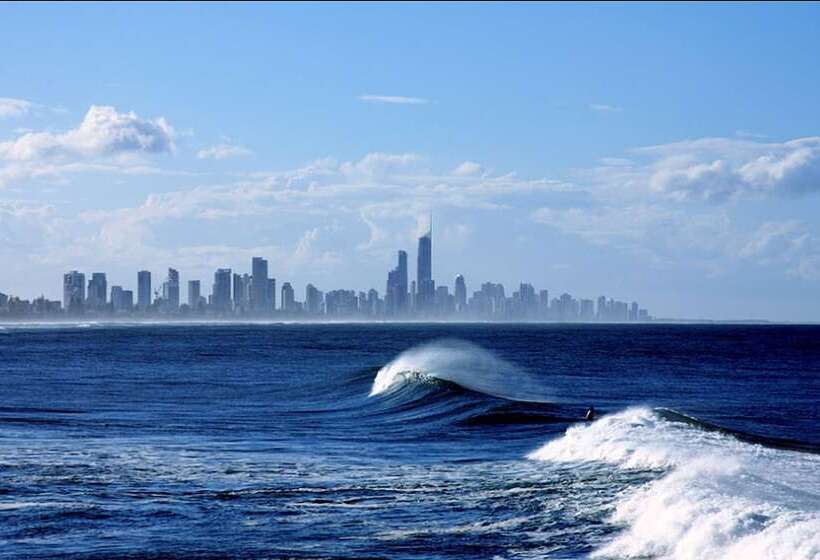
[
  {"xmin": 340, "ymin": 152, "xmax": 423, "ymax": 179},
  {"xmin": 358, "ymin": 94, "xmax": 429, "ymax": 105},
  {"xmin": 0, "ymin": 98, "xmax": 33, "ymax": 119},
  {"xmin": 631, "ymin": 137, "xmax": 820, "ymax": 202},
  {"xmin": 0, "ymin": 105, "xmax": 178, "ymax": 188},
  {"xmin": 0, "ymin": 105, "xmax": 175, "ymax": 161},
  {"xmin": 73, "ymin": 151, "xmax": 569, "ymax": 270},
  {"xmin": 451, "ymin": 161, "xmax": 483, "ymax": 176}
]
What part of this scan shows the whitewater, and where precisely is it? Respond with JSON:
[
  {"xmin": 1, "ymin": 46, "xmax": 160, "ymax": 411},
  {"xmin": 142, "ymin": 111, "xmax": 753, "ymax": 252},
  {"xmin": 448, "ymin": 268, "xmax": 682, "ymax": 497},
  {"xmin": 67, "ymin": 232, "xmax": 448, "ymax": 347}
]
[{"xmin": 372, "ymin": 339, "xmax": 820, "ymax": 560}]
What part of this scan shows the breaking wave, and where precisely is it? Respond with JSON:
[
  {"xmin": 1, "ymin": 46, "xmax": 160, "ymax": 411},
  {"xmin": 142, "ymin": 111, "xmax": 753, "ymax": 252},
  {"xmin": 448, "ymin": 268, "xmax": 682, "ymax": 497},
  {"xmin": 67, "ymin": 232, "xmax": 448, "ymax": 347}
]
[
  {"xmin": 370, "ymin": 339, "xmax": 553, "ymax": 403},
  {"xmin": 530, "ymin": 407, "xmax": 820, "ymax": 560}
]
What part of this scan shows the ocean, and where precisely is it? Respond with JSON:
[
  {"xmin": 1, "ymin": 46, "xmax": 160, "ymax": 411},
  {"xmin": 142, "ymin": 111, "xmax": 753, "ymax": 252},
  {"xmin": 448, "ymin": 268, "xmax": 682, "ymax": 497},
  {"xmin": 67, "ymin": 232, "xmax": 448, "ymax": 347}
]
[{"xmin": 0, "ymin": 323, "xmax": 818, "ymax": 559}]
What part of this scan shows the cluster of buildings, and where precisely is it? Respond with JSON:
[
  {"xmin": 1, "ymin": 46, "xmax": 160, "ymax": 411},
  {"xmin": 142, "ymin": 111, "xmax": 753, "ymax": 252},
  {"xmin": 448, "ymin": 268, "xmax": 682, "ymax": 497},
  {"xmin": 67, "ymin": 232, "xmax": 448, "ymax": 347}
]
[{"xmin": 0, "ymin": 224, "xmax": 651, "ymax": 322}]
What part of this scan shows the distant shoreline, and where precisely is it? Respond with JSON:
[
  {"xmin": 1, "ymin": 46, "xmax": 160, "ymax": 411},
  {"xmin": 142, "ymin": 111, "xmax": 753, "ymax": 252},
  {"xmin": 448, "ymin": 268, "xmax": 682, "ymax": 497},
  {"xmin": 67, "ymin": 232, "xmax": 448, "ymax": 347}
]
[{"xmin": 1, "ymin": 319, "xmax": 817, "ymax": 327}]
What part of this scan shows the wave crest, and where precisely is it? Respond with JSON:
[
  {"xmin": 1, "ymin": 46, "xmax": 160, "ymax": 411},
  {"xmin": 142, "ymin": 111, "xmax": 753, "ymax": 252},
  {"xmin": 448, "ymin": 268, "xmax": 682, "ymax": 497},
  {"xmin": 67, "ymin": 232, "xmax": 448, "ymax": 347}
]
[{"xmin": 370, "ymin": 339, "xmax": 553, "ymax": 402}]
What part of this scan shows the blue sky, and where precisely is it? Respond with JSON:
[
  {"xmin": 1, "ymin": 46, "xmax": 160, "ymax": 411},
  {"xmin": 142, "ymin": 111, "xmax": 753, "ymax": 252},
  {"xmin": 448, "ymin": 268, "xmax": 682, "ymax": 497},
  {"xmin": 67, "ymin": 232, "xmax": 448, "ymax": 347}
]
[{"xmin": 1, "ymin": 3, "xmax": 820, "ymax": 320}]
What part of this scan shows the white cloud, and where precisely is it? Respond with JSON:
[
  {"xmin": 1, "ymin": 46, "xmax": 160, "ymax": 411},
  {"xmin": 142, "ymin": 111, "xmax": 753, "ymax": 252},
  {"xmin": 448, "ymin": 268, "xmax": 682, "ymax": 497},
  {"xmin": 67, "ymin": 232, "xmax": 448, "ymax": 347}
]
[
  {"xmin": 589, "ymin": 103, "xmax": 623, "ymax": 112},
  {"xmin": 581, "ymin": 136, "xmax": 820, "ymax": 204},
  {"xmin": 0, "ymin": 105, "xmax": 175, "ymax": 161},
  {"xmin": 533, "ymin": 204, "xmax": 679, "ymax": 247},
  {"xmin": 739, "ymin": 221, "xmax": 807, "ymax": 261},
  {"xmin": 358, "ymin": 94, "xmax": 430, "ymax": 105},
  {"xmin": 71, "ymin": 152, "xmax": 568, "ymax": 270},
  {"xmin": 451, "ymin": 161, "xmax": 483, "ymax": 176},
  {"xmin": 0, "ymin": 105, "xmax": 178, "ymax": 189},
  {"xmin": 340, "ymin": 152, "xmax": 423, "ymax": 179},
  {"xmin": 0, "ymin": 98, "xmax": 33, "ymax": 119},
  {"xmin": 197, "ymin": 143, "xmax": 253, "ymax": 160}
]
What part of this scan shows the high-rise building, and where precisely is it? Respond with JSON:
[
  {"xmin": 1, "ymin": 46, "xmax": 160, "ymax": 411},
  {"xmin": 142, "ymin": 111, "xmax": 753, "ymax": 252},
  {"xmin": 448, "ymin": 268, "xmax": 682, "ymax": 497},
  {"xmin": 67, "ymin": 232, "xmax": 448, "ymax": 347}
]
[
  {"xmin": 281, "ymin": 282, "xmax": 296, "ymax": 312},
  {"xmin": 596, "ymin": 296, "xmax": 608, "ymax": 321},
  {"xmin": 538, "ymin": 290, "xmax": 550, "ymax": 319},
  {"xmin": 386, "ymin": 250, "xmax": 409, "ymax": 315},
  {"xmin": 212, "ymin": 269, "xmax": 232, "ymax": 313},
  {"xmin": 416, "ymin": 225, "xmax": 434, "ymax": 312},
  {"xmin": 367, "ymin": 288, "xmax": 380, "ymax": 316},
  {"xmin": 305, "ymin": 284, "xmax": 323, "ymax": 314},
  {"xmin": 63, "ymin": 271, "xmax": 86, "ymax": 314},
  {"xmin": 122, "ymin": 290, "xmax": 133, "ymax": 311},
  {"xmin": 137, "ymin": 270, "xmax": 151, "ymax": 311},
  {"xmin": 110, "ymin": 285, "xmax": 132, "ymax": 313},
  {"xmin": 86, "ymin": 273, "xmax": 107, "ymax": 310},
  {"xmin": 232, "ymin": 273, "xmax": 251, "ymax": 313},
  {"xmin": 188, "ymin": 280, "xmax": 201, "ymax": 309},
  {"xmin": 518, "ymin": 283, "xmax": 537, "ymax": 317},
  {"xmin": 435, "ymin": 285, "xmax": 454, "ymax": 314},
  {"xmin": 162, "ymin": 268, "xmax": 180, "ymax": 311},
  {"xmin": 630, "ymin": 301, "xmax": 639, "ymax": 321},
  {"xmin": 580, "ymin": 299, "xmax": 595, "ymax": 321},
  {"xmin": 325, "ymin": 289, "xmax": 358, "ymax": 316},
  {"xmin": 454, "ymin": 274, "xmax": 466, "ymax": 312},
  {"xmin": 251, "ymin": 257, "xmax": 269, "ymax": 313},
  {"xmin": 267, "ymin": 278, "xmax": 276, "ymax": 311}
]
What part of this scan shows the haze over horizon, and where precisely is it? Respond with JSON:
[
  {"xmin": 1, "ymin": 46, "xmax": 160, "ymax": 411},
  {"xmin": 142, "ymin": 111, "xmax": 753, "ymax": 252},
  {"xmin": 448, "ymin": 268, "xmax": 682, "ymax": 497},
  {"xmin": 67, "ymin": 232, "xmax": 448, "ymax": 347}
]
[{"xmin": 2, "ymin": 3, "xmax": 820, "ymax": 321}]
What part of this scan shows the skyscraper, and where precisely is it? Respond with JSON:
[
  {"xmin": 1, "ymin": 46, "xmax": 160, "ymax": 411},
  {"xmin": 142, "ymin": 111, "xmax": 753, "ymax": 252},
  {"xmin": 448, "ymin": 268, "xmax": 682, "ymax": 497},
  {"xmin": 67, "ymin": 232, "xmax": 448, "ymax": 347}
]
[
  {"xmin": 305, "ymin": 284, "xmax": 323, "ymax": 314},
  {"xmin": 162, "ymin": 268, "xmax": 180, "ymax": 311},
  {"xmin": 86, "ymin": 272, "xmax": 107, "ymax": 310},
  {"xmin": 63, "ymin": 271, "xmax": 86, "ymax": 314},
  {"xmin": 110, "ymin": 286, "xmax": 128, "ymax": 313},
  {"xmin": 454, "ymin": 274, "xmax": 466, "ymax": 312},
  {"xmin": 233, "ymin": 273, "xmax": 252, "ymax": 313},
  {"xmin": 386, "ymin": 250, "xmax": 409, "ymax": 315},
  {"xmin": 212, "ymin": 268, "xmax": 232, "ymax": 313},
  {"xmin": 252, "ymin": 257, "xmax": 269, "ymax": 313},
  {"xmin": 188, "ymin": 280, "xmax": 201, "ymax": 309},
  {"xmin": 416, "ymin": 223, "xmax": 434, "ymax": 312},
  {"xmin": 137, "ymin": 270, "xmax": 151, "ymax": 311},
  {"xmin": 267, "ymin": 278, "xmax": 276, "ymax": 312},
  {"xmin": 281, "ymin": 282, "xmax": 296, "ymax": 312}
]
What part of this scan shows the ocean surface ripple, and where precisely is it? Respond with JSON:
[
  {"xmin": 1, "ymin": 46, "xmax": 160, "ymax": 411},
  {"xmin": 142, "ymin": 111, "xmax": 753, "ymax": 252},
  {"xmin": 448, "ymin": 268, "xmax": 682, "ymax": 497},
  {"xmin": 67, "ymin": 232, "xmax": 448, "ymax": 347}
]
[{"xmin": 0, "ymin": 323, "xmax": 818, "ymax": 559}]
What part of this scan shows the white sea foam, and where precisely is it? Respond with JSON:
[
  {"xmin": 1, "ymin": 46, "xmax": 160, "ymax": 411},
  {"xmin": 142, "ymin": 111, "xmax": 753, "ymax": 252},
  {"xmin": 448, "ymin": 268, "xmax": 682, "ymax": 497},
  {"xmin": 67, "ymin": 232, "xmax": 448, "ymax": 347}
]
[
  {"xmin": 529, "ymin": 407, "xmax": 820, "ymax": 560},
  {"xmin": 370, "ymin": 339, "xmax": 552, "ymax": 402}
]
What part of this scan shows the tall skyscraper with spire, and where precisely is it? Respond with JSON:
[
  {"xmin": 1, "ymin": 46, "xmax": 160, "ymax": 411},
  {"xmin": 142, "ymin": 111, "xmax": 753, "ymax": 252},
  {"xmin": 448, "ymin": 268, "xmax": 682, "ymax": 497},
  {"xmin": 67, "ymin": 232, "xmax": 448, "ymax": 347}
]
[{"xmin": 416, "ymin": 216, "xmax": 434, "ymax": 313}]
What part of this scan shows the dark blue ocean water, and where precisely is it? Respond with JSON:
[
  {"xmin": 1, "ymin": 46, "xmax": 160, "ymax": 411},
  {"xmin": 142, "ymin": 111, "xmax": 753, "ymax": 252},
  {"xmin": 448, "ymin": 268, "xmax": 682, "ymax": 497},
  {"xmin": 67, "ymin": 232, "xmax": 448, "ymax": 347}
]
[{"xmin": 0, "ymin": 323, "xmax": 818, "ymax": 559}]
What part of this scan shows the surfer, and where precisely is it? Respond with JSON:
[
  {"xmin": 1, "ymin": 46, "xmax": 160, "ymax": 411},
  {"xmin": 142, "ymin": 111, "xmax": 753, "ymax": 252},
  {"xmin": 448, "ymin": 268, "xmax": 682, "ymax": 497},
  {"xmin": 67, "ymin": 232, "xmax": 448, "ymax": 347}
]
[{"xmin": 585, "ymin": 406, "xmax": 596, "ymax": 421}]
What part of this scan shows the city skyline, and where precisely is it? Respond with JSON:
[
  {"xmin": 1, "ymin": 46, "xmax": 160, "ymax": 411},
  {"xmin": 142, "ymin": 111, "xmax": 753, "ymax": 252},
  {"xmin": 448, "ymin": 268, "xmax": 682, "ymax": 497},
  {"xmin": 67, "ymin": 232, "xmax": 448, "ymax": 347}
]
[
  {"xmin": 2, "ymin": 4, "xmax": 820, "ymax": 321},
  {"xmin": 0, "ymin": 221, "xmax": 651, "ymax": 322}
]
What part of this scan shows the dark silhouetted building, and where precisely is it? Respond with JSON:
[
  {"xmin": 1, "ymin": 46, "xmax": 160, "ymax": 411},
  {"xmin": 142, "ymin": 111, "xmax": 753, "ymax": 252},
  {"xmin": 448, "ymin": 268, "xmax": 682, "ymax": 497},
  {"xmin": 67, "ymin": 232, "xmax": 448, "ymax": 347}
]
[
  {"xmin": 386, "ymin": 250, "xmax": 408, "ymax": 315},
  {"xmin": 252, "ymin": 257, "xmax": 269, "ymax": 312},
  {"xmin": 281, "ymin": 282, "xmax": 296, "ymax": 312},
  {"xmin": 137, "ymin": 270, "xmax": 151, "ymax": 311},
  {"xmin": 87, "ymin": 272, "xmax": 107, "ymax": 311},
  {"xmin": 212, "ymin": 268, "xmax": 232, "ymax": 313}
]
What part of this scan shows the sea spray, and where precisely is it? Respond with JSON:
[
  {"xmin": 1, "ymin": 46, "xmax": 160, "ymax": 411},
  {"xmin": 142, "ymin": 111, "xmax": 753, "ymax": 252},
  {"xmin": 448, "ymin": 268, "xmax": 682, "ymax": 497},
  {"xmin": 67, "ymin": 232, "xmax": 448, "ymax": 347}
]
[{"xmin": 370, "ymin": 339, "xmax": 554, "ymax": 402}]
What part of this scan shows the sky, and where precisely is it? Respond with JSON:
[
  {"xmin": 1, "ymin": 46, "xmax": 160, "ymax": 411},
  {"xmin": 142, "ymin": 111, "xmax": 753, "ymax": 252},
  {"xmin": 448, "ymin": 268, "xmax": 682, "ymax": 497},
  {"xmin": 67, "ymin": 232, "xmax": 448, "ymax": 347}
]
[{"xmin": 1, "ymin": 2, "xmax": 820, "ymax": 321}]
